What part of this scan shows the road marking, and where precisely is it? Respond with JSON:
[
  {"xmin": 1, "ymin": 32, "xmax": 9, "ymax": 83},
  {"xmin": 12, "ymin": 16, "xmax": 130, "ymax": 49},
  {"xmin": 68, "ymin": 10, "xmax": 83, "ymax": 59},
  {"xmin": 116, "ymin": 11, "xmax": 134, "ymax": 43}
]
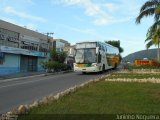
[{"xmin": 0, "ymin": 72, "xmax": 76, "ymax": 89}]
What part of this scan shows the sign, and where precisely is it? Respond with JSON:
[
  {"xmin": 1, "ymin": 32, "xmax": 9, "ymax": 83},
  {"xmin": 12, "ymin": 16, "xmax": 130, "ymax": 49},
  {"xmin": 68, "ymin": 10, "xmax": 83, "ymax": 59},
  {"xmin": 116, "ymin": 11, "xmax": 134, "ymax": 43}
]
[
  {"xmin": 0, "ymin": 28, "xmax": 19, "ymax": 43},
  {"xmin": 0, "ymin": 46, "xmax": 48, "ymax": 57},
  {"xmin": 134, "ymin": 59, "xmax": 152, "ymax": 65}
]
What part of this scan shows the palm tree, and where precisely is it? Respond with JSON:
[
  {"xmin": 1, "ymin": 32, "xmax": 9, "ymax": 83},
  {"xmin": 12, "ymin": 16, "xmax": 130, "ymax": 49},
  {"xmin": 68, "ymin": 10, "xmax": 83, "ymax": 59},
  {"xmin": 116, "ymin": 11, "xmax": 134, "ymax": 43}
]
[
  {"xmin": 136, "ymin": 0, "xmax": 160, "ymax": 61},
  {"xmin": 136, "ymin": 0, "xmax": 160, "ymax": 24},
  {"xmin": 145, "ymin": 21, "xmax": 160, "ymax": 61}
]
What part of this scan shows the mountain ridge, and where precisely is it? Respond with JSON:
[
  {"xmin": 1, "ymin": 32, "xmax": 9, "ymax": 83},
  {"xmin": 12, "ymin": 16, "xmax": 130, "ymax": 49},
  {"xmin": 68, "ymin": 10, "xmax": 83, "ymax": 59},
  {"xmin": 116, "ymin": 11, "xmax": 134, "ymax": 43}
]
[{"xmin": 123, "ymin": 48, "xmax": 158, "ymax": 63}]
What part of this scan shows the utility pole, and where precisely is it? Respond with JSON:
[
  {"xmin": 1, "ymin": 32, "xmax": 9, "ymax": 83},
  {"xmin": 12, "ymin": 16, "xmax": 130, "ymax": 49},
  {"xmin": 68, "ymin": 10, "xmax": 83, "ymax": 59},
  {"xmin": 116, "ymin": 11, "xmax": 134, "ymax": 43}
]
[
  {"xmin": 44, "ymin": 32, "xmax": 54, "ymax": 49},
  {"xmin": 45, "ymin": 32, "xmax": 54, "ymax": 42}
]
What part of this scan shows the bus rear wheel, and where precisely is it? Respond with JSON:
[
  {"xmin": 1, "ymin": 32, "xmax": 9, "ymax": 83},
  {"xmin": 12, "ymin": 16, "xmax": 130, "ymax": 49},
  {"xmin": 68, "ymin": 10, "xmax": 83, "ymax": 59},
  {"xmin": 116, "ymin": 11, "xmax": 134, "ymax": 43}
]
[{"xmin": 114, "ymin": 63, "xmax": 117, "ymax": 69}]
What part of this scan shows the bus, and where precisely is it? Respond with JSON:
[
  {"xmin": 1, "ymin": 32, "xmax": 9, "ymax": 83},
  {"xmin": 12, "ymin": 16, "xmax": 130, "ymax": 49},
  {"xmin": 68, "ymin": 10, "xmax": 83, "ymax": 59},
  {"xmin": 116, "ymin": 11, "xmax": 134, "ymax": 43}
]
[{"xmin": 74, "ymin": 41, "xmax": 120, "ymax": 73}]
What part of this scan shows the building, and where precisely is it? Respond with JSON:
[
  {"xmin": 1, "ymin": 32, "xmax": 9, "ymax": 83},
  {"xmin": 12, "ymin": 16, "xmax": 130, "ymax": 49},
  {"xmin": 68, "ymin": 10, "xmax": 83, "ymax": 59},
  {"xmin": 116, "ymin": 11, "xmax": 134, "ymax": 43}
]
[
  {"xmin": 64, "ymin": 45, "xmax": 75, "ymax": 69},
  {"xmin": 0, "ymin": 20, "xmax": 53, "ymax": 75},
  {"xmin": 53, "ymin": 39, "xmax": 70, "ymax": 52}
]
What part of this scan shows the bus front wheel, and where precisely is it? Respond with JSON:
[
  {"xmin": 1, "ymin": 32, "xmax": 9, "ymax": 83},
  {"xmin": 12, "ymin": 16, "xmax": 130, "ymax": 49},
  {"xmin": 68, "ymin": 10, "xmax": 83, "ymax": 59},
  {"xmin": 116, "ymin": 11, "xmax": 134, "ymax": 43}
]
[{"xmin": 101, "ymin": 64, "xmax": 105, "ymax": 73}]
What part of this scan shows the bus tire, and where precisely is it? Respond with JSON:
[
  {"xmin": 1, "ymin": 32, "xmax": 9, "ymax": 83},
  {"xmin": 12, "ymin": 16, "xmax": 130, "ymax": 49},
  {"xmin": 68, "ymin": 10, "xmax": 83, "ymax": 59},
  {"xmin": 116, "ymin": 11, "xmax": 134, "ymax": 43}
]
[
  {"xmin": 114, "ymin": 63, "xmax": 117, "ymax": 69},
  {"xmin": 82, "ymin": 72, "xmax": 86, "ymax": 74},
  {"xmin": 102, "ymin": 64, "xmax": 105, "ymax": 72}
]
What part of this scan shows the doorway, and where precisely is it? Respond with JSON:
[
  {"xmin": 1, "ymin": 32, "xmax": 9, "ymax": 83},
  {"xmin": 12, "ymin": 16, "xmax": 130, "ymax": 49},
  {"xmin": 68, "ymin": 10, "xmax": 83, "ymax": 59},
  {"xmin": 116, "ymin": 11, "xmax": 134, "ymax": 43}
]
[{"xmin": 20, "ymin": 55, "xmax": 37, "ymax": 72}]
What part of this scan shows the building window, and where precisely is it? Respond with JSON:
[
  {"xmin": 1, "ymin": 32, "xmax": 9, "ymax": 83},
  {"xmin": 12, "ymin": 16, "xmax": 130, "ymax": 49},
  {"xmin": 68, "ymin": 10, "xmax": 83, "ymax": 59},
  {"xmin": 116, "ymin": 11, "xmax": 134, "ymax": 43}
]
[
  {"xmin": 39, "ymin": 43, "xmax": 48, "ymax": 52},
  {"xmin": 21, "ymin": 41, "xmax": 38, "ymax": 51}
]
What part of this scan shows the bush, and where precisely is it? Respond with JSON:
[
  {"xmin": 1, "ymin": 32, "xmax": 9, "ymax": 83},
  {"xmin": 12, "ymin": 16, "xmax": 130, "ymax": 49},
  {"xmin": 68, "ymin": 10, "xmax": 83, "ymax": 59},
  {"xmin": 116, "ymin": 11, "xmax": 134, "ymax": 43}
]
[
  {"xmin": 42, "ymin": 61, "xmax": 68, "ymax": 72},
  {"xmin": 50, "ymin": 49, "xmax": 67, "ymax": 63},
  {"xmin": 41, "ymin": 49, "xmax": 68, "ymax": 72}
]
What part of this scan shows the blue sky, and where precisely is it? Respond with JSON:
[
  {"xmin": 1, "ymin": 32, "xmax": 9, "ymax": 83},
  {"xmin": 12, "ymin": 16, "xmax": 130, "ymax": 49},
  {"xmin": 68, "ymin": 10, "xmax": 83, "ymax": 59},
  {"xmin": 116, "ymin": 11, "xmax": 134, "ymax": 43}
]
[{"xmin": 0, "ymin": 0, "xmax": 155, "ymax": 57}]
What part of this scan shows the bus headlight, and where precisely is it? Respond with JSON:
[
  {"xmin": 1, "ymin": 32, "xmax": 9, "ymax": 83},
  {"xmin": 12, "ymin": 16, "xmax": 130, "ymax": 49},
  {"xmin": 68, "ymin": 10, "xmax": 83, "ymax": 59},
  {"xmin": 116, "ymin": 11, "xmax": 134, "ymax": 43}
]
[
  {"xmin": 92, "ymin": 63, "xmax": 97, "ymax": 67},
  {"xmin": 74, "ymin": 63, "xmax": 77, "ymax": 67}
]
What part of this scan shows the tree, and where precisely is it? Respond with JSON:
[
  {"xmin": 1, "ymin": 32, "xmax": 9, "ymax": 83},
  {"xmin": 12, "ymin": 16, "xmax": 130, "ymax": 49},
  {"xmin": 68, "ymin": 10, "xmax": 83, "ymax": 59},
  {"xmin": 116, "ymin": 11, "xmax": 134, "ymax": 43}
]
[
  {"xmin": 145, "ymin": 21, "xmax": 160, "ymax": 61},
  {"xmin": 42, "ymin": 49, "xmax": 67, "ymax": 72},
  {"xmin": 136, "ymin": 0, "xmax": 160, "ymax": 24},
  {"xmin": 105, "ymin": 40, "xmax": 124, "ymax": 53},
  {"xmin": 136, "ymin": 0, "xmax": 160, "ymax": 62},
  {"xmin": 50, "ymin": 48, "xmax": 67, "ymax": 63}
]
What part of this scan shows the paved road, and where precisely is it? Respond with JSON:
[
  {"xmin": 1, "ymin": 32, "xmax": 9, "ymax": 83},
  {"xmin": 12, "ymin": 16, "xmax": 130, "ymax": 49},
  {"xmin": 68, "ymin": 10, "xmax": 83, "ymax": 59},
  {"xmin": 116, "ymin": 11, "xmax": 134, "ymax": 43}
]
[{"xmin": 0, "ymin": 72, "xmax": 108, "ymax": 114}]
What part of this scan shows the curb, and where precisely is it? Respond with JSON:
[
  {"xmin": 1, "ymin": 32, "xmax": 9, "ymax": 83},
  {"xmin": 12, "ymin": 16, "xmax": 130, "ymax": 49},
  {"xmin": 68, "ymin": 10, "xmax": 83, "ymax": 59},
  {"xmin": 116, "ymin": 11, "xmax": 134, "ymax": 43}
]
[{"xmin": 0, "ymin": 74, "xmax": 107, "ymax": 120}]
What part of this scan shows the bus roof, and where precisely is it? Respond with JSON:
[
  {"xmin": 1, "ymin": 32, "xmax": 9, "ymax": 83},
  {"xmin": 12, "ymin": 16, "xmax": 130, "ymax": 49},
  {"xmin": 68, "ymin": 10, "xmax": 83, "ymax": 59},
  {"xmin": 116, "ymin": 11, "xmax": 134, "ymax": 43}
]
[{"xmin": 76, "ymin": 41, "xmax": 118, "ymax": 50}]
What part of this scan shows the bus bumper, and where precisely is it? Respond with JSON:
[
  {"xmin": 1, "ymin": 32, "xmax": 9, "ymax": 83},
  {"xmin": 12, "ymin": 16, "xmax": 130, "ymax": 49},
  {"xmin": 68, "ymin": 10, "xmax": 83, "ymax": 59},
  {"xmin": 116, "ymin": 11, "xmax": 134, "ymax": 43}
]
[{"xmin": 74, "ymin": 66, "xmax": 101, "ymax": 72}]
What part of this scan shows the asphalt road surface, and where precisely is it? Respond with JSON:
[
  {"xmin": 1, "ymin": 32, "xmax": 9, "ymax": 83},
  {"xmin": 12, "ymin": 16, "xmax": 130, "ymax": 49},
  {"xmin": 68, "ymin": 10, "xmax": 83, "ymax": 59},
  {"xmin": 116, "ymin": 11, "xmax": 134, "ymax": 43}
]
[{"xmin": 0, "ymin": 71, "xmax": 110, "ymax": 114}]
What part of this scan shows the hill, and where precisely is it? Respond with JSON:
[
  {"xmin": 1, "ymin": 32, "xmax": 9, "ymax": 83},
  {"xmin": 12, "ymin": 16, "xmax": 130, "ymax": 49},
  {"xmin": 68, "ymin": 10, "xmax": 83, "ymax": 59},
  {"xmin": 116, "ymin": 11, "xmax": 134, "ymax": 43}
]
[{"xmin": 123, "ymin": 49, "xmax": 157, "ymax": 63}]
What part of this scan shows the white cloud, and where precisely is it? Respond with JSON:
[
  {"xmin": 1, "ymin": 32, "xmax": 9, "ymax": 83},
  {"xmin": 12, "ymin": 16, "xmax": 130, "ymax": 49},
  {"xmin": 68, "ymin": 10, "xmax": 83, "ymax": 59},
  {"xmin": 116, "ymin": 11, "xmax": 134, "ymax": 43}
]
[
  {"xmin": 3, "ymin": 6, "xmax": 47, "ymax": 22},
  {"xmin": 104, "ymin": 3, "xmax": 118, "ymax": 12},
  {"xmin": 25, "ymin": 0, "xmax": 35, "ymax": 5},
  {"xmin": 58, "ymin": 23, "xmax": 106, "ymax": 39},
  {"xmin": 52, "ymin": 0, "xmax": 141, "ymax": 26},
  {"xmin": 52, "ymin": 0, "xmax": 136, "ymax": 26}
]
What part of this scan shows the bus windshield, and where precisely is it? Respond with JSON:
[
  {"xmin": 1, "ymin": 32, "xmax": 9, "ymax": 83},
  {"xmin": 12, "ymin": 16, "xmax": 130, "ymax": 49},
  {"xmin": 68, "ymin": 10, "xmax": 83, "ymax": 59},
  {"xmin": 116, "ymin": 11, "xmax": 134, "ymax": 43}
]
[{"xmin": 75, "ymin": 48, "xmax": 96, "ymax": 63}]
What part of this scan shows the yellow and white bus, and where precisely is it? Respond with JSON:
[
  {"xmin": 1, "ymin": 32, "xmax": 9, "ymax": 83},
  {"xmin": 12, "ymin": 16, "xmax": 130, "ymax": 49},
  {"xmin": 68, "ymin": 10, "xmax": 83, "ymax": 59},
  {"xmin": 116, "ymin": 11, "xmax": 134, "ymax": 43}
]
[{"xmin": 74, "ymin": 41, "xmax": 120, "ymax": 73}]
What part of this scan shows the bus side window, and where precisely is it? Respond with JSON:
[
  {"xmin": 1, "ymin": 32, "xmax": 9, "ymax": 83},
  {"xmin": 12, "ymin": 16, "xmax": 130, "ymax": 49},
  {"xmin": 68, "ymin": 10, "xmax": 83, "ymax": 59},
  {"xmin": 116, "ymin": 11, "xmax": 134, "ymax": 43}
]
[
  {"xmin": 105, "ymin": 46, "xmax": 107, "ymax": 52},
  {"xmin": 98, "ymin": 43, "xmax": 102, "ymax": 50},
  {"xmin": 102, "ymin": 45, "xmax": 105, "ymax": 52}
]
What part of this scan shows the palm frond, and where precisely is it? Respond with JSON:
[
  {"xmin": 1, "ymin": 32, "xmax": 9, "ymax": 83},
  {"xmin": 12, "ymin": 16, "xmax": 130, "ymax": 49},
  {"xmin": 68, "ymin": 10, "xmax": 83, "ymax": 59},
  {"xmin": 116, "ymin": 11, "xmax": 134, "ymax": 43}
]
[
  {"xmin": 154, "ymin": 14, "xmax": 160, "ymax": 21},
  {"xmin": 145, "ymin": 20, "xmax": 160, "ymax": 49},
  {"xmin": 136, "ymin": 8, "xmax": 155, "ymax": 24},
  {"xmin": 140, "ymin": 0, "xmax": 159, "ymax": 12},
  {"xmin": 146, "ymin": 40, "xmax": 154, "ymax": 49}
]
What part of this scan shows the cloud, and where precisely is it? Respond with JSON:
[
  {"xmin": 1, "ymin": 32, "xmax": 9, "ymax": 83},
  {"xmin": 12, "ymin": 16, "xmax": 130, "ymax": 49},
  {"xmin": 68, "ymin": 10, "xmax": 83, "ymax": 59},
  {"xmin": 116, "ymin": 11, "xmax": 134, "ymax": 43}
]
[
  {"xmin": 3, "ymin": 6, "xmax": 47, "ymax": 22},
  {"xmin": 103, "ymin": 3, "xmax": 118, "ymax": 12},
  {"xmin": 58, "ymin": 23, "xmax": 106, "ymax": 39},
  {"xmin": 52, "ymin": 0, "xmax": 140, "ymax": 26},
  {"xmin": 25, "ymin": 0, "xmax": 35, "ymax": 5}
]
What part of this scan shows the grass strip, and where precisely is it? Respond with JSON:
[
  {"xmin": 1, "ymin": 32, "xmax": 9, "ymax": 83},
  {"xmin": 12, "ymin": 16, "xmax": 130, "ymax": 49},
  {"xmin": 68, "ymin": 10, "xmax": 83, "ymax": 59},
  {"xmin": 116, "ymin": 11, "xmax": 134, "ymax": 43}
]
[{"xmin": 18, "ymin": 81, "xmax": 160, "ymax": 120}]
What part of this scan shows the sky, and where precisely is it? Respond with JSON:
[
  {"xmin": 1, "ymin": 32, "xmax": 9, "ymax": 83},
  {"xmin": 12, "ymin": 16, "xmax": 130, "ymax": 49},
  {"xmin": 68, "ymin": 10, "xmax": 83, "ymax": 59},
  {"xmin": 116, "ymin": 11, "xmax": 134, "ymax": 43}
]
[{"xmin": 0, "ymin": 0, "xmax": 155, "ymax": 57}]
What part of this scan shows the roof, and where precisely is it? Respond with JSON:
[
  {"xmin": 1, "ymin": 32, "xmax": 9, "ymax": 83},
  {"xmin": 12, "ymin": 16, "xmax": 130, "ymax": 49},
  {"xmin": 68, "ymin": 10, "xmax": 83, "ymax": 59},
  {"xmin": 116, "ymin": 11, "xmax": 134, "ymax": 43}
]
[{"xmin": 0, "ymin": 19, "xmax": 53, "ymax": 41}]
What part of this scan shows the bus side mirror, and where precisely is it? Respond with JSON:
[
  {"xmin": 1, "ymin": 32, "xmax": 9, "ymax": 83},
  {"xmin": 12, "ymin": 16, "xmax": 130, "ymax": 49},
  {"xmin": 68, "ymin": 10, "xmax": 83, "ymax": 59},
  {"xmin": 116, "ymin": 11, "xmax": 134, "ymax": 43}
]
[{"xmin": 96, "ymin": 47, "xmax": 99, "ymax": 54}]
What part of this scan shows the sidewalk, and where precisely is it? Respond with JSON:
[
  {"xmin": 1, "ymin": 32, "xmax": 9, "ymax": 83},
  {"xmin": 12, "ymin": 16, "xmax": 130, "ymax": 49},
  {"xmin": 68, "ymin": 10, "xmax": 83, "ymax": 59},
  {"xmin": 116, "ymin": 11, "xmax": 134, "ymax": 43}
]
[{"xmin": 0, "ymin": 71, "xmax": 46, "ymax": 81}]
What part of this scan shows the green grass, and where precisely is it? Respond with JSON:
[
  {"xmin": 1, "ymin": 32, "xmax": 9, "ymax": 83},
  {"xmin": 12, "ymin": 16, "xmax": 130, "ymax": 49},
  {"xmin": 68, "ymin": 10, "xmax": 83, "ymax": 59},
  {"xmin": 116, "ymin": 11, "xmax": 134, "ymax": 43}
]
[
  {"xmin": 18, "ymin": 81, "xmax": 160, "ymax": 120},
  {"xmin": 108, "ymin": 73, "xmax": 160, "ymax": 79}
]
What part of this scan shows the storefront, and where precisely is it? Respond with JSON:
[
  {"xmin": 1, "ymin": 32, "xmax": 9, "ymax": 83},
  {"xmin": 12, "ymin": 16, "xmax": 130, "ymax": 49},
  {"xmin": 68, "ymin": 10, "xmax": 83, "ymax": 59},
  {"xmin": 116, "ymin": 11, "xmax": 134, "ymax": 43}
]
[
  {"xmin": 0, "ymin": 46, "xmax": 48, "ymax": 75},
  {"xmin": 0, "ymin": 20, "xmax": 52, "ymax": 75}
]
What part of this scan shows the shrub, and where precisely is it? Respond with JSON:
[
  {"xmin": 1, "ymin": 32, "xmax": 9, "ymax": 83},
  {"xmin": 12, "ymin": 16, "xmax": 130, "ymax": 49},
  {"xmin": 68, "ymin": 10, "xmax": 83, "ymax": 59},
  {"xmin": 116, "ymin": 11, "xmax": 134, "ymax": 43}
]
[
  {"xmin": 42, "ymin": 61, "xmax": 68, "ymax": 72},
  {"xmin": 50, "ymin": 49, "xmax": 67, "ymax": 63}
]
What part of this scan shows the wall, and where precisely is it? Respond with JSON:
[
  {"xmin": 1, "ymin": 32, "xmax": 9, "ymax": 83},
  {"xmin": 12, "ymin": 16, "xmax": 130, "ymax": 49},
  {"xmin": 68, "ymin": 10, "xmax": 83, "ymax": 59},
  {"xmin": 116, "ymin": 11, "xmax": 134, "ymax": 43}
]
[
  {"xmin": 0, "ymin": 53, "xmax": 20, "ymax": 75},
  {"xmin": 37, "ymin": 57, "xmax": 48, "ymax": 71}
]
